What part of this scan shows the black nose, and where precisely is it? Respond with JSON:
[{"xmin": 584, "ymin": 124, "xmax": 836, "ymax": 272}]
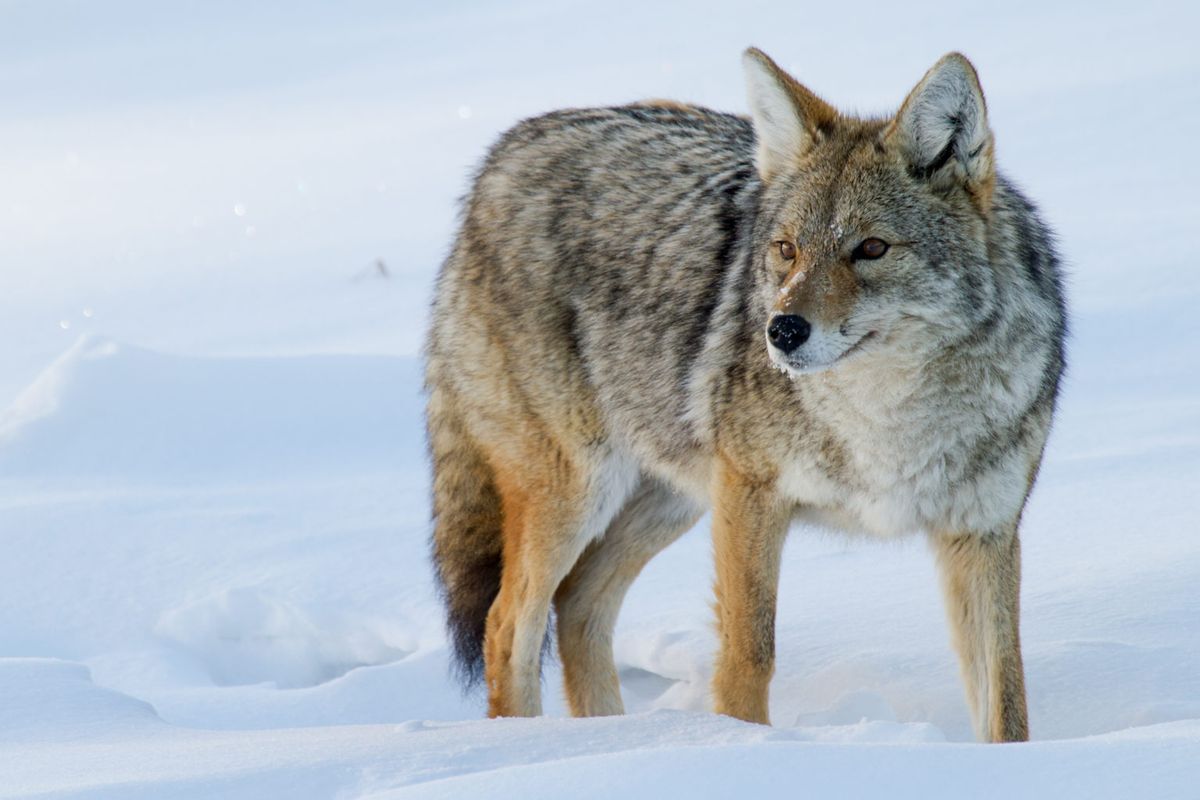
[{"xmin": 767, "ymin": 314, "xmax": 811, "ymax": 353}]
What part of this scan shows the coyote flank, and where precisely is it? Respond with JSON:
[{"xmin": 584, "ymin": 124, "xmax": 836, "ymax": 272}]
[{"xmin": 426, "ymin": 48, "xmax": 1065, "ymax": 742}]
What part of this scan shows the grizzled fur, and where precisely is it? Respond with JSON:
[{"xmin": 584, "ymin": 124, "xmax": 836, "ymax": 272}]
[{"xmin": 426, "ymin": 49, "xmax": 1065, "ymax": 741}]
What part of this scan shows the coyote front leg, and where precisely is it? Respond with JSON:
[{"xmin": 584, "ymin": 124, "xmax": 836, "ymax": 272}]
[
  {"xmin": 932, "ymin": 526, "xmax": 1029, "ymax": 742},
  {"xmin": 710, "ymin": 461, "xmax": 790, "ymax": 724}
]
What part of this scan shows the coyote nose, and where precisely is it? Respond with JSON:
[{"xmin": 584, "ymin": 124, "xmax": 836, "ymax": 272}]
[{"xmin": 767, "ymin": 314, "xmax": 811, "ymax": 353}]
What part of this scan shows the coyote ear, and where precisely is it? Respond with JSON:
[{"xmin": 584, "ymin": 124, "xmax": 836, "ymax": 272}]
[
  {"xmin": 891, "ymin": 53, "xmax": 995, "ymax": 205},
  {"xmin": 742, "ymin": 48, "xmax": 837, "ymax": 182}
]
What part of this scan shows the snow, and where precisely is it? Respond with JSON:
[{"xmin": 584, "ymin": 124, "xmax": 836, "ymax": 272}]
[{"xmin": 2, "ymin": 1, "xmax": 1199, "ymax": 797}]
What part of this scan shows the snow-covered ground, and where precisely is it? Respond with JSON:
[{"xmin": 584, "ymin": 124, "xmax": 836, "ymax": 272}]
[{"xmin": 2, "ymin": 2, "xmax": 1198, "ymax": 797}]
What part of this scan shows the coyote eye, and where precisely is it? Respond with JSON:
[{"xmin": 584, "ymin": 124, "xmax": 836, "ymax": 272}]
[
  {"xmin": 852, "ymin": 238, "xmax": 889, "ymax": 260},
  {"xmin": 777, "ymin": 241, "xmax": 797, "ymax": 261}
]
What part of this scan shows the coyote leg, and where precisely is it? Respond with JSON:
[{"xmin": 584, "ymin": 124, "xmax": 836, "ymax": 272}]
[
  {"xmin": 484, "ymin": 450, "xmax": 635, "ymax": 717},
  {"xmin": 555, "ymin": 479, "xmax": 702, "ymax": 716},
  {"xmin": 710, "ymin": 461, "xmax": 790, "ymax": 724},
  {"xmin": 932, "ymin": 527, "xmax": 1029, "ymax": 742}
]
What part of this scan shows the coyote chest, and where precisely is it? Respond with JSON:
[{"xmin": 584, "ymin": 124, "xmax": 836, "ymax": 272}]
[{"xmin": 774, "ymin": 359, "xmax": 1038, "ymax": 538}]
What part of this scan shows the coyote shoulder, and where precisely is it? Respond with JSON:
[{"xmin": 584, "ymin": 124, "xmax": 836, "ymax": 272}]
[{"xmin": 426, "ymin": 48, "xmax": 1066, "ymax": 742}]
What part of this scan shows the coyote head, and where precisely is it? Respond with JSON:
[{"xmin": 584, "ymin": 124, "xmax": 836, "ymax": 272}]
[{"xmin": 743, "ymin": 48, "xmax": 1001, "ymax": 375}]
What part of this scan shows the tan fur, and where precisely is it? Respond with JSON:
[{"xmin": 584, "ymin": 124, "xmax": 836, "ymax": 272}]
[
  {"xmin": 634, "ymin": 98, "xmax": 698, "ymax": 112},
  {"xmin": 482, "ymin": 469, "xmax": 526, "ymax": 717},
  {"xmin": 932, "ymin": 528, "xmax": 1028, "ymax": 742},
  {"xmin": 710, "ymin": 457, "xmax": 791, "ymax": 723},
  {"xmin": 483, "ymin": 446, "xmax": 610, "ymax": 717},
  {"xmin": 777, "ymin": 260, "xmax": 862, "ymax": 328}
]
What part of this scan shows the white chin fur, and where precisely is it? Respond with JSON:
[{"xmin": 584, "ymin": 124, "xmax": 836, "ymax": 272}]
[
  {"xmin": 769, "ymin": 353, "xmax": 836, "ymax": 377},
  {"xmin": 765, "ymin": 327, "xmax": 857, "ymax": 376}
]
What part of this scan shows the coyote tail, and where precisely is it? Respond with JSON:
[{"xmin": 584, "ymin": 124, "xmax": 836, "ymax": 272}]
[{"xmin": 426, "ymin": 380, "xmax": 503, "ymax": 686}]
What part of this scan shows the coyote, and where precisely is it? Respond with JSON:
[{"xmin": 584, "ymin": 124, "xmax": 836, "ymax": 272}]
[{"xmin": 426, "ymin": 49, "xmax": 1065, "ymax": 742}]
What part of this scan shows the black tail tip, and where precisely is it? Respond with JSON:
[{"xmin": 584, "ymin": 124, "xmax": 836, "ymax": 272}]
[{"xmin": 447, "ymin": 612, "xmax": 487, "ymax": 689}]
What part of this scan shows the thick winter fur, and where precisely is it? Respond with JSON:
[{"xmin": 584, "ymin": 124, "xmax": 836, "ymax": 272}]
[{"xmin": 426, "ymin": 49, "xmax": 1065, "ymax": 742}]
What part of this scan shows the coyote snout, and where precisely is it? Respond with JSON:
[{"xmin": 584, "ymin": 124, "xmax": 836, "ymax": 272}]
[
  {"xmin": 427, "ymin": 46, "xmax": 1065, "ymax": 743},
  {"xmin": 766, "ymin": 312, "xmax": 877, "ymax": 375}
]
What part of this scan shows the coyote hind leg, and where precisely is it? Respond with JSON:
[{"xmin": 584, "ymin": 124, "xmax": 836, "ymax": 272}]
[
  {"xmin": 484, "ymin": 447, "xmax": 637, "ymax": 718},
  {"xmin": 554, "ymin": 478, "xmax": 702, "ymax": 717}
]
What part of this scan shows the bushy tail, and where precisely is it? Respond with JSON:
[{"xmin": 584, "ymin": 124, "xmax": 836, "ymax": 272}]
[{"xmin": 427, "ymin": 382, "xmax": 503, "ymax": 686}]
